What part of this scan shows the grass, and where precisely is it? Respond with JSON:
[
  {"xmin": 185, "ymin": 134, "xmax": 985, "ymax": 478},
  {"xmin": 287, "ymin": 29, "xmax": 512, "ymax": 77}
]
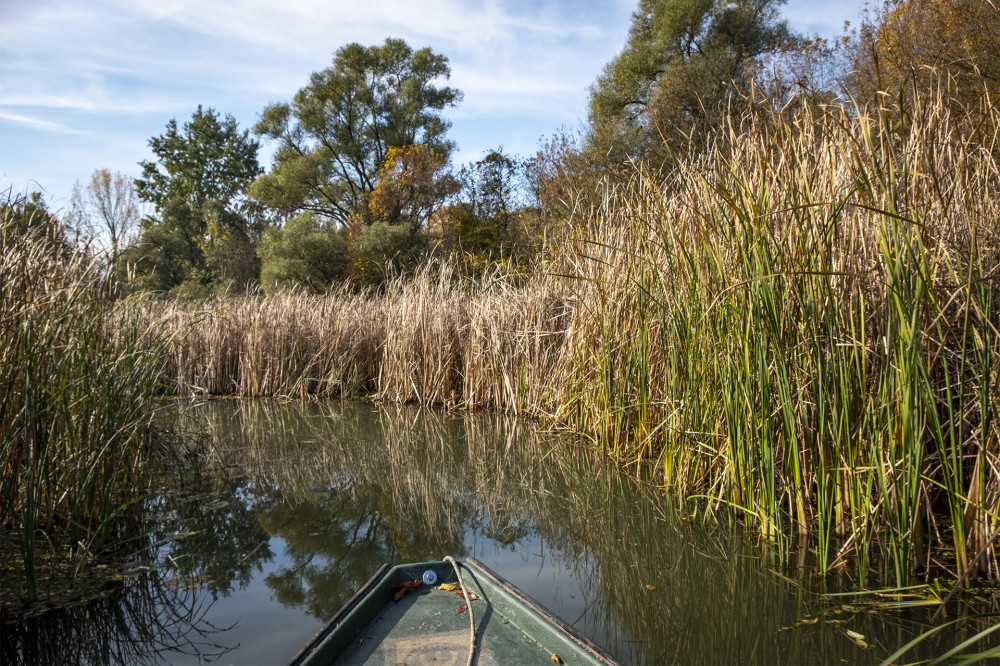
[
  {"xmin": 0, "ymin": 193, "xmax": 172, "ymax": 610},
  {"xmin": 142, "ymin": 82, "xmax": 1000, "ymax": 586},
  {"xmin": 564, "ymin": 88, "xmax": 1000, "ymax": 586}
]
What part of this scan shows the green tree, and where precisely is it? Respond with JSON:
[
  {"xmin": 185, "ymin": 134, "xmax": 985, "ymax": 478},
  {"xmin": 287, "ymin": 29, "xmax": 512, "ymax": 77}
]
[
  {"xmin": 135, "ymin": 105, "xmax": 261, "ymax": 211},
  {"xmin": 443, "ymin": 148, "xmax": 529, "ymax": 262},
  {"xmin": 257, "ymin": 212, "xmax": 347, "ymax": 294},
  {"xmin": 589, "ymin": 0, "xmax": 793, "ymax": 157},
  {"xmin": 119, "ymin": 199, "xmax": 199, "ymax": 294},
  {"xmin": 128, "ymin": 107, "xmax": 262, "ymax": 295},
  {"xmin": 1, "ymin": 191, "xmax": 64, "ymax": 243},
  {"xmin": 250, "ymin": 38, "xmax": 462, "ymax": 226}
]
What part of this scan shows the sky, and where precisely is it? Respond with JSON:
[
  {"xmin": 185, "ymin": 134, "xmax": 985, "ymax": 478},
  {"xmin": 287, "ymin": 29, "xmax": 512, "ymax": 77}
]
[{"xmin": 0, "ymin": 0, "xmax": 866, "ymax": 213}]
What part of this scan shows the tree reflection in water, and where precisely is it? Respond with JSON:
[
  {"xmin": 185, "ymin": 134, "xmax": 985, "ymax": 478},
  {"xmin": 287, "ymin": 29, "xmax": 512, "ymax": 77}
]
[{"xmin": 6, "ymin": 399, "xmax": 998, "ymax": 665}]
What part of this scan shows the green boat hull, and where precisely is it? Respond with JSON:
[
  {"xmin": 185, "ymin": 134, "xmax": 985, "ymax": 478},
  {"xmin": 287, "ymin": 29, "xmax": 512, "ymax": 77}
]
[{"xmin": 289, "ymin": 558, "xmax": 619, "ymax": 665}]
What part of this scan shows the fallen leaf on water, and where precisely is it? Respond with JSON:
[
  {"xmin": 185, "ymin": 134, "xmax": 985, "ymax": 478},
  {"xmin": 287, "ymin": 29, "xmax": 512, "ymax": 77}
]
[
  {"xmin": 778, "ymin": 617, "xmax": 819, "ymax": 631},
  {"xmin": 437, "ymin": 582, "xmax": 461, "ymax": 592},
  {"xmin": 456, "ymin": 604, "xmax": 468, "ymax": 615},
  {"xmin": 455, "ymin": 590, "xmax": 480, "ymax": 601},
  {"xmin": 645, "ymin": 585, "xmax": 656, "ymax": 591},
  {"xmin": 551, "ymin": 655, "xmax": 563, "ymax": 664},
  {"xmin": 844, "ymin": 629, "xmax": 869, "ymax": 648}
]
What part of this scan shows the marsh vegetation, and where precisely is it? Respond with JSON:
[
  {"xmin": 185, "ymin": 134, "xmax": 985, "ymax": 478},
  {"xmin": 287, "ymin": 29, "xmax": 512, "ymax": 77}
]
[
  {"xmin": 4, "ymin": 1, "xmax": 1000, "ymax": 661},
  {"xmin": 146, "ymin": 90, "xmax": 1000, "ymax": 591}
]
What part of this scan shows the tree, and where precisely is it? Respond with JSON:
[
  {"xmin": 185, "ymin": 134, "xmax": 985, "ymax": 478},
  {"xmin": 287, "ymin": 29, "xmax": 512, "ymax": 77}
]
[
  {"xmin": 68, "ymin": 169, "xmax": 141, "ymax": 260},
  {"xmin": 848, "ymin": 0, "xmax": 1000, "ymax": 109},
  {"xmin": 525, "ymin": 128, "xmax": 607, "ymax": 229},
  {"xmin": 442, "ymin": 148, "xmax": 526, "ymax": 257},
  {"xmin": 367, "ymin": 144, "xmax": 457, "ymax": 237},
  {"xmin": 459, "ymin": 149, "xmax": 522, "ymax": 239},
  {"xmin": 1, "ymin": 191, "xmax": 67, "ymax": 251},
  {"xmin": 257, "ymin": 212, "xmax": 347, "ymax": 294},
  {"xmin": 127, "ymin": 107, "xmax": 262, "ymax": 295},
  {"xmin": 250, "ymin": 38, "xmax": 462, "ymax": 226},
  {"xmin": 588, "ymin": 0, "xmax": 793, "ymax": 157},
  {"xmin": 135, "ymin": 105, "xmax": 261, "ymax": 212}
]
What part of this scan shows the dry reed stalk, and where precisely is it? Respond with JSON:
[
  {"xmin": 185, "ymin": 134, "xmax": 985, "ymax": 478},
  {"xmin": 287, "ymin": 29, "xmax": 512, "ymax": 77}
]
[{"xmin": 145, "ymin": 82, "xmax": 1000, "ymax": 582}]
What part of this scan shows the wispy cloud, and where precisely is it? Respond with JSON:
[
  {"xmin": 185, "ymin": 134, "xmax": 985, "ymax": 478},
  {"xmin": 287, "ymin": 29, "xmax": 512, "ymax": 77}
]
[
  {"xmin": 0, "ymin": 111, "xmax": 87, "ymax": 134},
  {"xmin": 0, "ymin": 0, "xmax": 866, "ymax": 206}
]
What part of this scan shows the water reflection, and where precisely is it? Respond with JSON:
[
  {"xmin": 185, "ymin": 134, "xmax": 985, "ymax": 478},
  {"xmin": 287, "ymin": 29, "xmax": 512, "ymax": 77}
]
[
  {"xmin": 177, "ymin": 399, "xmax": 1000, "ymax": 664},
  {"xmin": 4, "ymin": 399, "xmax": 998, "ymax": 664},
  {"xmin": 1, "ymin": 542, "xmax": 236, "ymax": 665}
]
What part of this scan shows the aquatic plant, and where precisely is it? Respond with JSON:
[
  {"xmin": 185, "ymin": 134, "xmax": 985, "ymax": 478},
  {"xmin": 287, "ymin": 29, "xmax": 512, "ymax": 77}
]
[
  {"xmin": 558, "ymin": 83, "xmax": 1000, "ymax": 586},
  {"xmin": 148, "ymin": 80, "xmax": 1000, "ymax": 586},
  {"xmin": 0, "ymin": 192, "xmax": 170, "ymax": 608}
]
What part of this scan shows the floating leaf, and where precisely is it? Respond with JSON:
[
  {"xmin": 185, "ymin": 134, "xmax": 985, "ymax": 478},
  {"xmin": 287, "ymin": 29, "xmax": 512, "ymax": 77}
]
[
  {"xmin": 437, "ymin": 582, "xmax": 461, "ymax": 592},
  {"xmin": 844, "ymin": 629, "xmax": 869, "ymax": 648},
  {"xmin": 645, "ymin": 585, "xmax": 656, "ymax": 591},
  {"xmin": 456, "ymin": 604, "xmax": 468, "ymax": 615},
  {"xmin": 779, "ymin": 617, "xmax": 820, "ymax": 631}
]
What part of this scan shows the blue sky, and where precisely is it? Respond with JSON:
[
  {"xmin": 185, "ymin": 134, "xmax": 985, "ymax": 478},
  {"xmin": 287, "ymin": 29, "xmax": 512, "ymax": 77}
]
[{"xmin": 0, "ymin": 0, "xmax": 866, "ymax": 212}]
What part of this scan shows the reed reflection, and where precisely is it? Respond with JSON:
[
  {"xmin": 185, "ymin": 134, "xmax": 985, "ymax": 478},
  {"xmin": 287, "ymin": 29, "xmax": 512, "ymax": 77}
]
[
  {"xmin": 1, "ymin": 542, "xmax": 236, "ymax": 665},
  {"xmin": 172, "ymin": 399, "xmax": 999, "ymax": 665}
]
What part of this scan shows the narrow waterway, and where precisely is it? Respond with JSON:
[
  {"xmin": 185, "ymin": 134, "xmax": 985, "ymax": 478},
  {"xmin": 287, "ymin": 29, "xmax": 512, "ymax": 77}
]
[{"xmin": 3, "ymin": 400, "xmax": 997, "ymax": 664}]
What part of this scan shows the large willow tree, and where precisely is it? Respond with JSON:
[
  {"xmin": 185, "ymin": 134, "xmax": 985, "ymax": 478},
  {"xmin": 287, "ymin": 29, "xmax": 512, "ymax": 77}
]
[
  {"xmin": 250, "ymin": 38, "xmax": 462, "ymax": 227},
  {"xmin": 588, "ymin": 0, "xmax": 793, "ymax": 158}
]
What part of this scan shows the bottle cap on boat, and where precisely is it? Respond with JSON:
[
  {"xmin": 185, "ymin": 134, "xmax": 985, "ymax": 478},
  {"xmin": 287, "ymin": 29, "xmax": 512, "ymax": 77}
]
[{"xmin": 422, "ymin": 570, "xmax": 437, "ymax": 586}]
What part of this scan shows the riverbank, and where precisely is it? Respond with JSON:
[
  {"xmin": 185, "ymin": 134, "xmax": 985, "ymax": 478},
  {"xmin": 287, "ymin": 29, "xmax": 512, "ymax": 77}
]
[
  {"xmin": 148, "ymin": 91, "xmax": 1000, "ymax": 587},
  {"xmin": 3, "ymin": 86, "xmax": 998, "ymax": 619}
]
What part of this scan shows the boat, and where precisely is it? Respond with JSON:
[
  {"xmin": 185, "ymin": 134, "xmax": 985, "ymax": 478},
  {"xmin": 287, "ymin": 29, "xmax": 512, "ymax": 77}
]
[{"xmin": 288, "ymin": 556, "xmax": 620, "ymax": 665}]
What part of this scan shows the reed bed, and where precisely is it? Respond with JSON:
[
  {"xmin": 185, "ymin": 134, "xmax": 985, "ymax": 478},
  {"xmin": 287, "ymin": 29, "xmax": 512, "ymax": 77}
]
[
  {"xmin": 561, "ymin": 89, "xmax": 1000, "ymax": 585},
  {"xmin": 1, "ymin": 195, "xmax": 170, "ymax": 608},
  {"xmin": 154, "ymin": 264, "xmax": 575, "ymax": 411},
  {"xmin": 151, "ymin": 85, "xmax": 1000, "ymax": 585}
]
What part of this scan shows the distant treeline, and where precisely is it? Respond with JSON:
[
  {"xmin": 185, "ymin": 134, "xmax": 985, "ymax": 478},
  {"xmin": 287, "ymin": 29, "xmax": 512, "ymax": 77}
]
[{"xmin": 22, "ymin": 0, "xmax": 998, "ymax": 303}]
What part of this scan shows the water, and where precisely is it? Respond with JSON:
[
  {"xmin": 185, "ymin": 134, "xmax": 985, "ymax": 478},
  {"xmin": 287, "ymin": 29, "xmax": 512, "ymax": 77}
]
[{"xmin": 3, "ymin": 400, "xmax": 998, "ymax": 664}]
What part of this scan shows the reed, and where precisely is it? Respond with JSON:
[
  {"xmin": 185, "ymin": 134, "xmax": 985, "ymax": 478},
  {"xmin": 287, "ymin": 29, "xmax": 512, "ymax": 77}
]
[
  {"xmin": 150, "ymin": 82, "xmax": 1000, "ymax": 584},
  {"xmin": 153, "ymin": 263, "xmax": 574, "ymax": 411},
  {"xmin": 562, "ymin": 86, "xmax": 1000, "ymax": 585},
  {"xmin": 0, "ymin": 194, "xmax": 170, "ymax": 607}
]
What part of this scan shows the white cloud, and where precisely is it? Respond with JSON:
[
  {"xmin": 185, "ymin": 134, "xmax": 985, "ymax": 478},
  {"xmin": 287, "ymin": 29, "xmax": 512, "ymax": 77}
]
[
  {"xmin": 0, "ymin": 112, "xmax": 87, "ymax": 134},
  {"xmin": 0, "ymin": 0, "xmax": 626, "ymax": 203}
]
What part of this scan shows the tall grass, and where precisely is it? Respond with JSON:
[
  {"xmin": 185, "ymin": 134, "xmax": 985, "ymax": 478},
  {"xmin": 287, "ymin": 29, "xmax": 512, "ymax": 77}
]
[
  {"xmin": 560, "ymin": 87, "xmax": 1000, "ymax": 585},
  {"xmin": 1, "ymin": 194, "xmax": 169, "ymax": 607},
  {"xmin": 154, "ymin": 264, "xmax": 573, "ymax": 412},
  {"xmin": 151, "ymin": 84, "xmax": 1000, "ymax": 585}
]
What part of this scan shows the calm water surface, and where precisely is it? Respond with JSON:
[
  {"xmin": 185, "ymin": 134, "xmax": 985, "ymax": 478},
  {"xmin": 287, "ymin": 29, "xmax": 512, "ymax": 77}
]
[{"xmin": 3, "ymin": 400, "xmax": 997, "ymax": 664}]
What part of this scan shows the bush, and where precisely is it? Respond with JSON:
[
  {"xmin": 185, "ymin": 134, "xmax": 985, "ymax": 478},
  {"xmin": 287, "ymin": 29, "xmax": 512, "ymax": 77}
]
[{"xmin": 258, "ymin": 211, "xmax": 347, "ymax": 294}]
